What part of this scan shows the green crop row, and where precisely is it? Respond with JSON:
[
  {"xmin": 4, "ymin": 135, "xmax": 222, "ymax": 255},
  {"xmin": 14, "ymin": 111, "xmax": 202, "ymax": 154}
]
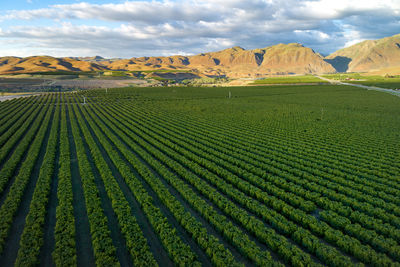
[
  {"xmin": 67, "ymin": 98, "xmax": 120, "ymax": 267},
  {"xmin": 0, "ymin": 85, "xmax": 398, "ymax": 267},
  {"xmin": 0, "ymin": 99, "xmax": 49, "ymax": 196},
  {"xmin": 90, "ymin": 100, "xmax": 328, "ymax": 267},
  {"xmin": 119, "ymin": 104, "xmax": 400, "ymax": 258},
  {"xmin": 52, "ymin": 100, "xmax": 77, "ymax": 267},
  {"xmin": 15, "ymin": 100, "xmax": 60, "ymax": 266},
  {"xmin": 0, "ymin": 97, "xmax": 54, "ymax": 253},
  {"xmin": 101, "ymin": 97, "xmax": 397, "ymax": 266},
  {"xmin": 81, "ymin": 99, "xmax": 248, "ymax": 267},
  {"xmin": 124, "ymin": 105, "xmax": 400, "ymax": 244},
  {"xmin": 68, "ymin": 95, "xmax": 201, "ymax": 267},
  {"xmin": 0, "ymin": 97, "xmax": 33, "ymax": 136},
  {"xmin": 0, "ymin": 95, "xmax": 45, "ymax": 154},
  {"xmin": 71, "ymin": 98, "xmax": 158, "ymax": 266}
]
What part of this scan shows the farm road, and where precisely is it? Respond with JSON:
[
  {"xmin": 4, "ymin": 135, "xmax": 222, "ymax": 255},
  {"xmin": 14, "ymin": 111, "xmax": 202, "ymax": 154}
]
[{"xmin": 315, "ymin": 75, "xmax": 400, "ymax": 97}]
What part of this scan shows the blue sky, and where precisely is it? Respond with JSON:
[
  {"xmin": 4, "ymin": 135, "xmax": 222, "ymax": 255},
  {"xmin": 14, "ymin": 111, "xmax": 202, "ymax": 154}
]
[{"xmin": 1, "ymin": 0, "xmax": 399, "ymax": 58}]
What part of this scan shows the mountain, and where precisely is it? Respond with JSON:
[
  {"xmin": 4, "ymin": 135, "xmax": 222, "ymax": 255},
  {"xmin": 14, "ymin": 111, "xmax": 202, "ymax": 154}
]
[
  {"xmin": 326, "ymin": 33, "xmax": 400, "ymax": 73},
  {"xmin": 0, "ymin": 56, "xmax": 106, "ymax": 74},
  {"xmin": 2, "ymin": 34, "xmax": 400, "ymax": 77},
  {"xmin": 108, "ymin": 43, "xmax": 335, "ymax": 77},
  {"xmin": 259, "ymin": 43, "xmax": 335, "ymax": 75},
  {"xmin": 183, "ymin": 43, "xmax": 336, "ymax": 77},
  {"xmin": 0, "ymin": 43, "xmax": 335, "ymax": 77}
]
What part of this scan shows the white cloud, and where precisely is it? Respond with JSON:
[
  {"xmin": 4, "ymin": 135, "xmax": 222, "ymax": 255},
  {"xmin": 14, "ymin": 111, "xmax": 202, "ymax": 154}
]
[
  {"xmin": 3, "ymin": 1, "xmax": 222, "ymax": 23},
  {"xmin": 294, "ymin": 30, "xmax": 330, "ymax": 40},
  {"xmin": 344, "ymin": 38, "xmax": 366, "ymax": 48},
  {"xmin": 0, "ymin": 0, "xmax": 399, "ymax": 57},
  {"xmin": 289, "ymin": 0, "xmax": 400, "ymax": 20}
]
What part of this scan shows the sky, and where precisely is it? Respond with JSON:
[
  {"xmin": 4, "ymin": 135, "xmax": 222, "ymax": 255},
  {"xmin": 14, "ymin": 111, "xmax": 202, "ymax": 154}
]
[{"xmin": 0, "ymin": 0, "xmax": 399, "ymax": 58}]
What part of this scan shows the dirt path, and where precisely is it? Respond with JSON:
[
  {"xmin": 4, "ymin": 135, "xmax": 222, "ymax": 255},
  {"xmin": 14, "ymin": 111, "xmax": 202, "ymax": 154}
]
[{"xmin": 315, "ymin": 75, "xmax": 400, "ymax": 97}]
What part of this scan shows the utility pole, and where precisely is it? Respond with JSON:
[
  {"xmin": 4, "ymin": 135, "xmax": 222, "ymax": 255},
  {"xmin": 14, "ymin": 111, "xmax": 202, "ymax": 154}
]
[
  {"xmin": 83, "ymin": 96, "xmax": 86, "ymax": 105},
  {"xmin": 320, "ymin": 107, "xmax": 324, "ymax": 120}
]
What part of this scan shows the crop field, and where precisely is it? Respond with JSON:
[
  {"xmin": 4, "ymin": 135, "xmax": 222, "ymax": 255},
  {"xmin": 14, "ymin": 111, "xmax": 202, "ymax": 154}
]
[
  {"xmin": 0, "ymin": 85, "xmax": 399, "ymax": 266},
  {"xmin": 322, "ymin": 74, "xmax": 400, "ymax": 90},
  {"xmin": 252, "ymin": 75, "xmax": 328, "ymax": 84}
]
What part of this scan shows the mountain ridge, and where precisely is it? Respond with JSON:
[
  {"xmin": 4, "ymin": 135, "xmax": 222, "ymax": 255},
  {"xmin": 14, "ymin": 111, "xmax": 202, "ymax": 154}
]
[
  {"xmin": 326, "ymin": 33, "xmax": 400, "ymax": 73},
  {"xmin": 1, "ymin": 33, "xmax": 400, "ymax": 77}
]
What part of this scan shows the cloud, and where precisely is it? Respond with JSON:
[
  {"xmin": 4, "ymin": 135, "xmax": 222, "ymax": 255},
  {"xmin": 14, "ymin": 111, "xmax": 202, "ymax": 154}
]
[
  {"xmin": 286, "ymin": 0, "xmax": 400, "ymax": 20},
  {"xmin": 0, "ymin": 23, "xmax": 216, "ymax": 57},
  {"xmin": 0, "ymin": 0, "xmax": 399, "ymax": 57},
  {"xmin": 3, "ymin": 1, "xmax": 222, "ymax": 23}
]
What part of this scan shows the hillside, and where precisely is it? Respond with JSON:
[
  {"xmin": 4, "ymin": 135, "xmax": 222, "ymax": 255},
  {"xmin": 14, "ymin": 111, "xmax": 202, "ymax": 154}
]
[
  {"xmin": 326, "ymin": 33, "xmax": 400, "ymax": 73},
  {"xmin": 0, "ymin": 43, "xmax": 335, "ymax": 77},
  {"xmin": 0, "ymin": 56, "xmax": 106, "ymax": 74},
  {"xmin": 2, "ymin": 33, "xmax": 400, "ymax": 77},
  {"xmin": 115, "ymin": 43, "xmax": 336, "ymax": 77},
  {"xmin": 259, "ymin": 43, "xmax": 335, "ymax": 75}
]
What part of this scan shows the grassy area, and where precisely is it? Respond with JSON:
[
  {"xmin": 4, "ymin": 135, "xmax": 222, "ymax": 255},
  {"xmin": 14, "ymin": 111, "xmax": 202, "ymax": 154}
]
[
  {"xmin": 136, "ymin": 69, "xmax": 192, "ymax": 73},
  {"xmin": 322, "ymin": 73, "xmax": 400, "ymax": 89},
  {"xmin": 252, "ymin": 75, "xmax": 328, "ymax": 84},
  {"xmin": 322, "ymin": 73, "xmax": 364, "ymax": 80},
  {"xmin": 351, "ymin": 81, "xmax": 400, "ymax": 89},
  {"xmin": 0, "ymin": 92, "xmax": 38, "ymax": 96}
]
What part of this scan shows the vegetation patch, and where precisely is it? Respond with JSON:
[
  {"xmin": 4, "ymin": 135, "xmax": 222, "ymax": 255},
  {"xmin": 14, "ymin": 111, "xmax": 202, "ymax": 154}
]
[{"xmin": 252, "ymin": 75, "xmax": 328, "ymax": 84}]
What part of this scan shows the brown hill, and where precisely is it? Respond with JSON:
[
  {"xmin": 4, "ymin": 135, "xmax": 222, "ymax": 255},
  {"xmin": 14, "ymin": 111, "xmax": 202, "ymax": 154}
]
[
  {"xmin": 116, "ymin": 43, "xmax": 335, "ymax": 77},
  {"xmin": 258, "ymin": 43, "xmax": 336, "ymax": 75},
  {"xmin": 325, "ymin": 33, "xmax": 400, "ymax": 73},
  {"xmin": 0, "ymin": 56, "xmax": 106, "ymax": 74},
  {"xmin": 0, "ymin": 43, "xmax": 336, "ymax": 77}
]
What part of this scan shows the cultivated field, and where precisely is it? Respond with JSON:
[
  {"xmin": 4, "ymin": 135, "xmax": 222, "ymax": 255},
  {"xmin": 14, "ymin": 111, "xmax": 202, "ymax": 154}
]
[
  {"xmin": 252, "ymin": 75, "xmax": 329, "ymax": 85},
  {"xmin": 0, "ymin": 85, "xmax": 399, "ymax": 266},
  {"xmin": 322, "ymin": 73, "xmax": 400, "ymax": 90}
]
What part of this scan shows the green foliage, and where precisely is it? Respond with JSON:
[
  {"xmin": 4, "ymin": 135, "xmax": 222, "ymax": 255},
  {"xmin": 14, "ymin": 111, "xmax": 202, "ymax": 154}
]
[
  {"xmin": 72, "ymin": 98, "xmax": 158, "ymax": 266},
  {"xmin": 52, "ymin": 99, "xmax": 77, "ymax": 267},
  {"xmin": 252, "ymin": 75, "xmax": 328, "ymax": 84},
  {"xmin": 181, "ymin": 77, "xmax": 229, "ymax": 85},
  {"xmin": 83, "ymin": 99, "xmax": 246, "ymax": 267},
  {"xmin": 323, "ymin": 73, "xmax": 400, "ymax": 89},
  {"xmin": 0, "ymin": 98, "xmax": 54, "ymax": 254},
  {"xmin": 0, "ymin": 85, "xmax": 399, "ymax": 266},
  {"xmin": 137, "ymin": 69, "xmax": 192, "ymax": 73},
  {"xmin": 16, "ymin": 99, "xmax": 61, "ymax": 266},
  {"xmin": 67, "ymin": 100, "xmax": 120, "ymax": 267}
]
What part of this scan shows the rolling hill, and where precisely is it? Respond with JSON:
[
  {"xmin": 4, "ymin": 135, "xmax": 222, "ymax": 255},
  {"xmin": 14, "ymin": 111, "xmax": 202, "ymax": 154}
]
[
  {"xmin": 0, "ymin": 43, "xmax": 335, "ymax": 77},
  {"xmin": 1, "ymin": 33, "xmax": 400, "ymax": 77},
  {"xmin": 0, "ymin": 56, "xmax": 106, "ymax": 74},
  {"xmin": 326, "ymin": 34, "xmax": 400, "ymax": 73}
]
